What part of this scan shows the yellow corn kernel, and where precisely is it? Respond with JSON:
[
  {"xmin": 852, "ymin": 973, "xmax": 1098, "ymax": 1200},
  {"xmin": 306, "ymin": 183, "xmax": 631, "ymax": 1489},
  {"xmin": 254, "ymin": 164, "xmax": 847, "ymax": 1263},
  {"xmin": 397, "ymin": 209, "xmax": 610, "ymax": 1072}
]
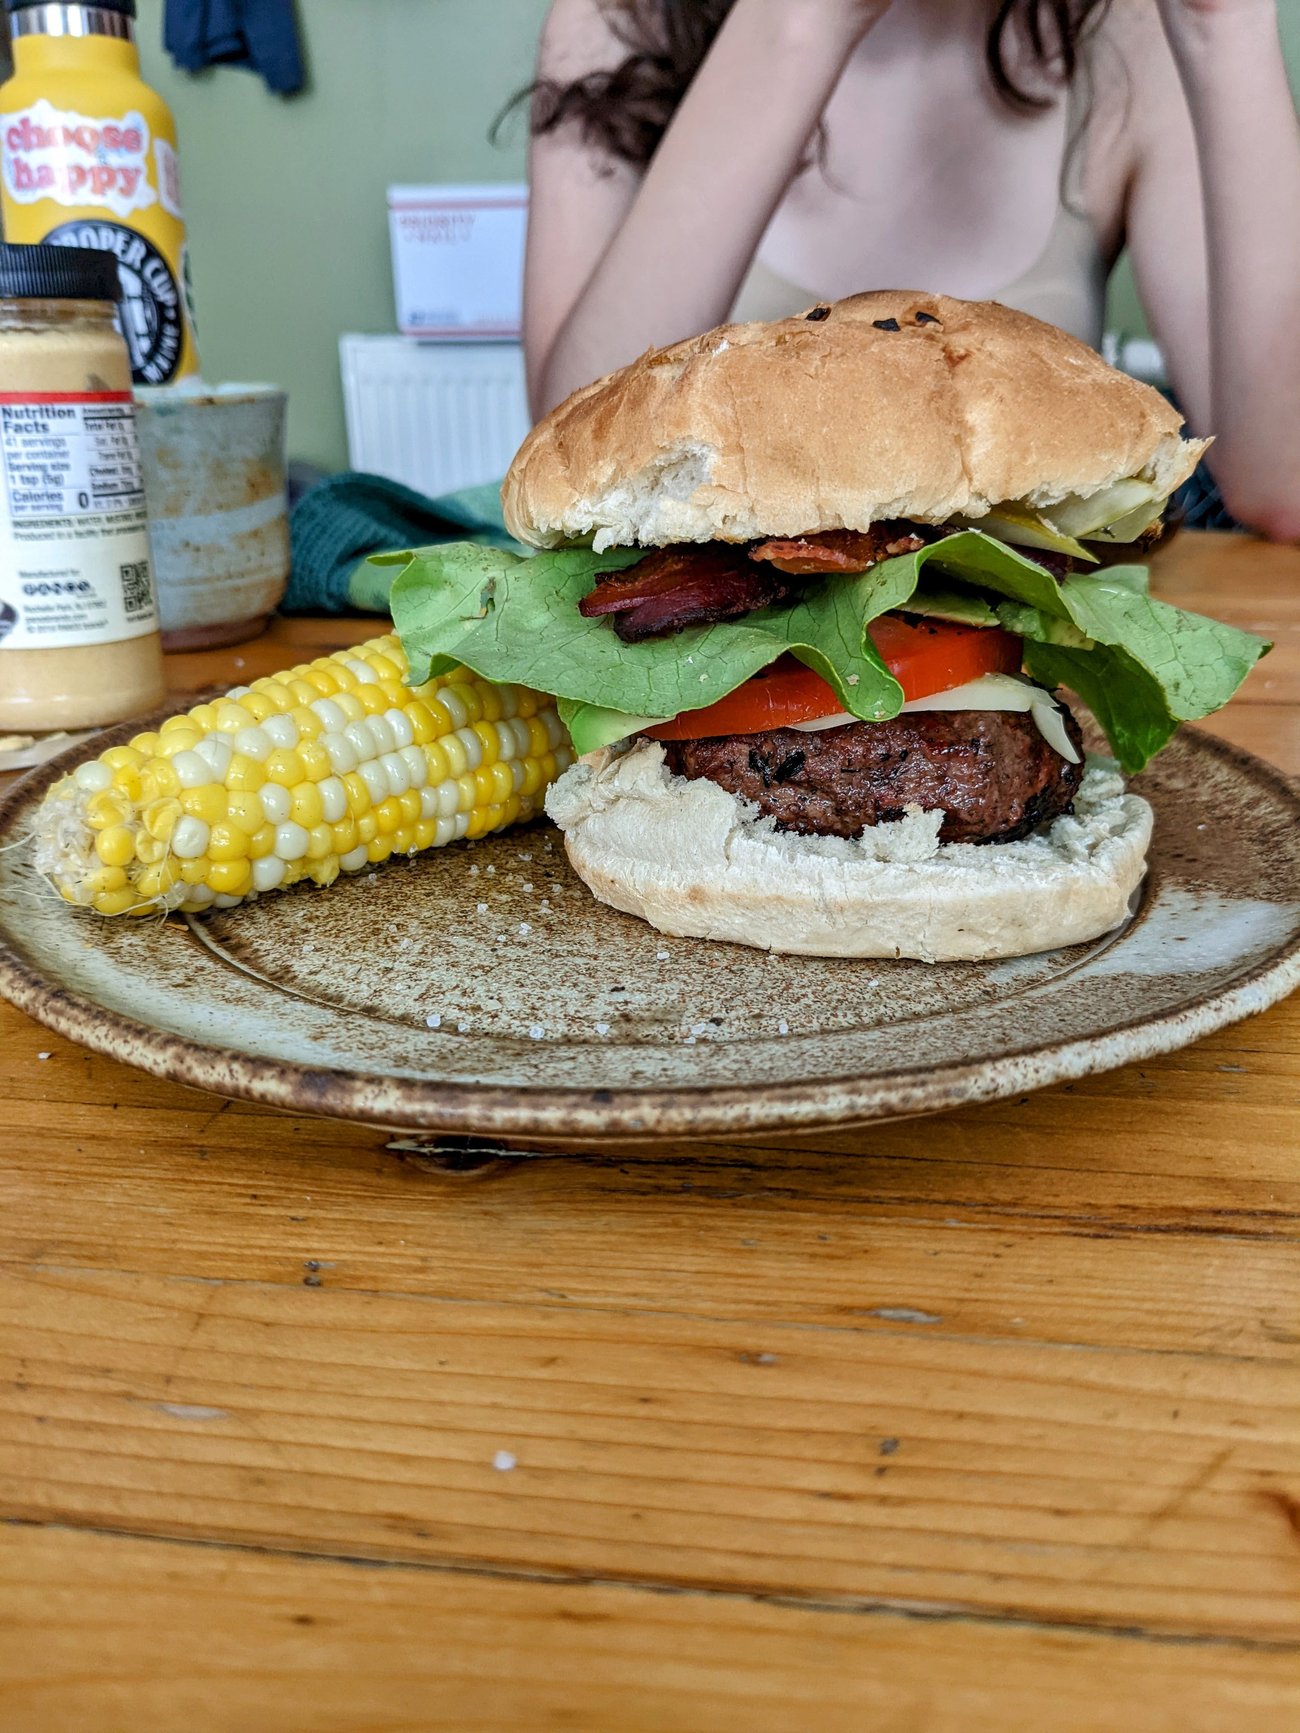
[
  {"xmin": 303, "ymin": 667, "xmax": 338, "ymax": 696},
  {"xmin": 143, "ymin": 797, "xmax": 182, "ymax": 842},
  {"xmin": 187, "ymin": 703, "xmax": 218, "ymax": 733},
  {"xmin": 83, "ymin": 864, "xmax": 128, "ymax": 898},
  {"xmin": 455, "ymin": 773, "xmax": 477, "ymax": 814},
  {"xmin": 139, "ymin": 760, "xmax": 181, "ymax": 801},
  {"xmin": 209, "ymin": 859, "xmax": 253, "ymax": 897},
  {"xmin": 137, "ymin": 858, "xmax": 182, "ymax": 898},
  {"xmin": 213, "ymin": 701, "xmax": 253, "ymax": 733},
  {"xmin": 332, "ymin": 691, "xmax": 365, "ymax": 723},
  {"xmin": 159, "ymin": 714, "xmax": 193, "ymax": 736},
  {"xmin": 289, "ymin": 704, "xmax": 323, "ymax": 741},
  {"xmin": 112, "ymin": 765, "xmax": 143, "ymax": 802},
  {"xmin": 157, "ymin": 729, "xmax": 203, "ymax": 759},
  {"xmin": 414, "ymin": 819, "xmax": 437, "ymax": 850},
  {"xmin": 95, "ymin": 886, "xmax": 141, "ymax": 916},
  {"xmin": 133, "ymin": 831, "xmax": 167, "ymax": 867},
  {"xmin": 488, "ymin": 760, "xmax": 515, "ymax": 804},
  {"xmin": 396, "ymin": 789, "xmax": 420, "ymax": 826},
  {"xmin": 224, "ymin": 753, "xmax": 266, "ymax": 794},
  {"xmin": 247, "ymin": 825, "xmax": 276, "ymax": 860},
  {"xmin": 208, "ymin": 822, "xmax": 251, "ymax": 863},
  {"xmin": 374, "ymin": 797, "xmax": 401, "ymax": 838},
  {"xmin": 180, "ymin": 857, "xmax": 213, "ymax": 886},
  {"xmin": 85, "ymin": 788, "xmax": 132, "ymax": 830},
  {"xmin": 297, "ymin": 740, "xmax": 330, "ymax": 782},
  {"xmin": 342, "ymin": 771, "xmax": 371, "ymax": 815},
  {"xmin": 131, "ymin": 730, "xmax": 162, "ymax": 757},
  {"xmin": 94, "ymin": 824, "xmax": 135, "ymax": 868},
  {"xmin": 519, "ymin": 758, "xmax": 547, "ymax": 798},
  {"xmin": 101, "ymin": 745, "xmax": 144, "ymax": 772},
  {"xmin": 331, "ymin": 816, "xmax": 359, "ymax": 855},
  {"xmin": 264, "ymin": 747, "xmax": 304, "ymax": 788},
  {"xmin": 224, "ymin": 791, "xmax": 264, "ymax": 835},
  {"xmin": 356, "ymin": 812, "xmax": 378, "ymax": 845},
  {"xmin": 289, "ymin": 783, "xmax": 323, "ymax": 828},
  {"xmin": 240, "ymin": 690, "xmax": 277, "ymax": 723},
  {"xmin": 470, "ymin": 720, "xmax": 499, "ymax": 767},
  {"xmin": 306, "ymin": 823, "xmax": 333, "ymax": 862},
  {"xmin": 404, "ymin": 701, "xmax": 434, "ymax": 746},
  {"xmin": 309, "ymin": 856, "xmax": 341, "ymax": 889},
  {"xmin": 366, "ymin": 836, "xmax": 393, "ymax": 864},
  {"xmin": 258, "ymin": 680, "xmax": 296, "ymax": 713},
  {"xmin": 180, "ymin": 785, "xmax": 228, "ymax": 826}
]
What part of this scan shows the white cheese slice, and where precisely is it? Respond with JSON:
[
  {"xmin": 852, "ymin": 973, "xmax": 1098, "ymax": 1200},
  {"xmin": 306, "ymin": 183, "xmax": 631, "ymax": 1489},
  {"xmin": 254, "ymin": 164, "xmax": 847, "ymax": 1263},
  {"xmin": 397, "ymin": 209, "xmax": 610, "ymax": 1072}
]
[{"xmin": 790, "ymin": 673, "xmax": 1082, "ymax": 763}]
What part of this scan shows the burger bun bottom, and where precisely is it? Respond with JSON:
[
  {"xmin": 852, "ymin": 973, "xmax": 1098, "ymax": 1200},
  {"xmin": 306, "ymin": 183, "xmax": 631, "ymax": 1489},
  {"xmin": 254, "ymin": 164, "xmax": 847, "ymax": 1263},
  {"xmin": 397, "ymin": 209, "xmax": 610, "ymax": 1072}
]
[{"xmin": 545, "ymin": 740, "xmax": 1152, "ymax": 962}]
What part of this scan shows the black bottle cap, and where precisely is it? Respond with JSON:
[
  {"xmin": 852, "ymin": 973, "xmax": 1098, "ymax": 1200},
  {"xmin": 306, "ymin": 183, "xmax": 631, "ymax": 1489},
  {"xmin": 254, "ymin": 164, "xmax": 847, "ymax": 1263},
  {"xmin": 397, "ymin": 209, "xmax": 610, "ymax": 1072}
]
[{"xmin": 0, "ymin": 242, "xmax": 121, "ymax": 303}]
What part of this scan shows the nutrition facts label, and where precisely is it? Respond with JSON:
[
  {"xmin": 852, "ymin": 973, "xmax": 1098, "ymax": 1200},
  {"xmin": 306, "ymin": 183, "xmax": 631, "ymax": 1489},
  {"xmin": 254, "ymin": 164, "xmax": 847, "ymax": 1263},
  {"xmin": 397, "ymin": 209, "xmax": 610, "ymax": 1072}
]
[
  {"xmin": 0, "ymin": 389, "xmax": 156, "ymax": 651},
  {"xmin": 0, "ymin": 391, "xmax": 145, "ymax": 519}
]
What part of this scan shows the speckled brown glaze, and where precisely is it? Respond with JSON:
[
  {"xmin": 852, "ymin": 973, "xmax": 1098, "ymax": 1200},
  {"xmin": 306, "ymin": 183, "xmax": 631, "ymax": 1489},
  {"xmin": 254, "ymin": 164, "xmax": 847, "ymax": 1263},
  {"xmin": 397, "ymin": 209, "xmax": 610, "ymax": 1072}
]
[{"xmin": 1, "ymin": 722, "xmax": 1298, "ymax": 1138}]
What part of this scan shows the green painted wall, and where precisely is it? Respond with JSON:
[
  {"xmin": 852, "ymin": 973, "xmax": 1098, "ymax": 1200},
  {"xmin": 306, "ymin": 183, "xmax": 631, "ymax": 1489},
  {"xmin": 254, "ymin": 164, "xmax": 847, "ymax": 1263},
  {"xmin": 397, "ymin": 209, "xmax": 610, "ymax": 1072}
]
[
  {"xmin": 137, "ymin": 0, "xmax": 550, "ymax": 470},
  {"xmin": 140, "ymin": 0, "xmax": 1300, "ymax": 468}
]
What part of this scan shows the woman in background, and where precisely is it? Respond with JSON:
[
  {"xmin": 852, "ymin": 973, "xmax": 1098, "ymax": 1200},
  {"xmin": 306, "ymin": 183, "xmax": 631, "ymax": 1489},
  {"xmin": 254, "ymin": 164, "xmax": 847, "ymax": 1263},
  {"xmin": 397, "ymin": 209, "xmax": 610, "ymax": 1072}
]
[{"xmin": 520, "ymin": 0, "xmax": 1300, "ymax": 539}]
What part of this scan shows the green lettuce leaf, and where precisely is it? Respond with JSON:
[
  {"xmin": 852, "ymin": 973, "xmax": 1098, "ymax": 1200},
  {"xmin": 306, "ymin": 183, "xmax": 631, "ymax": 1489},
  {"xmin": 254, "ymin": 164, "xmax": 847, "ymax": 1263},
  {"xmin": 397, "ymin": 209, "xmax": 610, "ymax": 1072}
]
[
  {"xmin": 390, "ymin": 541, "xmax": 917, "ymax": 755},
  {"xmin": 388, "ymin": 531, "xmax": 1269, "ymax": 771}
]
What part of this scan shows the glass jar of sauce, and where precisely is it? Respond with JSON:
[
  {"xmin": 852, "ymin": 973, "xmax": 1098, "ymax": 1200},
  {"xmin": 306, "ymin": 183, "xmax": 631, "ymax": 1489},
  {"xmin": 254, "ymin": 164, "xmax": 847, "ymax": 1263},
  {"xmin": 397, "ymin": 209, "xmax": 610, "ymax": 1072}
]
[{"xmin": 0, "ymin": 241, "xmax": 166, "ymax": 732}]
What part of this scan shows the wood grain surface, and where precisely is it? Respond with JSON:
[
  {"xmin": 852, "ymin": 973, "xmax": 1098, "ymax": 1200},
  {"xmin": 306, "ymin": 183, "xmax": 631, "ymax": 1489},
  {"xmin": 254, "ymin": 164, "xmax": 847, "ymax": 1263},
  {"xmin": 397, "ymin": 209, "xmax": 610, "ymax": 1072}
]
[{"xmin": 1, "ymin": 530, "xmax": 1299, "ymax": 1731}]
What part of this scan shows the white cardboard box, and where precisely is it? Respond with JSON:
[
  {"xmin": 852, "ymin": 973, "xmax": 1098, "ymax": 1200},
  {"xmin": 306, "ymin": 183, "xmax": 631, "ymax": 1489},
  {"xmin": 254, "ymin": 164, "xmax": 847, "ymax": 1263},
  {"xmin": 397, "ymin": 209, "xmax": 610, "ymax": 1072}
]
[{"xmin": 387, "ymin": 182, "xmax": 528, "ymax": 340}]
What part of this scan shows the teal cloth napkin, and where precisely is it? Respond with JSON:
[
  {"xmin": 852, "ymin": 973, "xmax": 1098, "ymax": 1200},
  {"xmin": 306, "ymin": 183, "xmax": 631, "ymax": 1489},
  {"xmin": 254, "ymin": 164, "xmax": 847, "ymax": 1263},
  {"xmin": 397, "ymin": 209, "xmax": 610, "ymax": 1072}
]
[{"xmin": 285, "ymin": 472, "xmax": 521, "ymax": 616}]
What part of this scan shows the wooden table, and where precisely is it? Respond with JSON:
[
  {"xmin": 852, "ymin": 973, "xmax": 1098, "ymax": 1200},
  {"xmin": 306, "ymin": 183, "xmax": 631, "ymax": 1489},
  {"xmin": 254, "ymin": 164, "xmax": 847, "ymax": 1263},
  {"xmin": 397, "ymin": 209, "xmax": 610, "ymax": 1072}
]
[{"xmin": 2, "ymin": 531, "xmax": 1298, "ymax": 1731}]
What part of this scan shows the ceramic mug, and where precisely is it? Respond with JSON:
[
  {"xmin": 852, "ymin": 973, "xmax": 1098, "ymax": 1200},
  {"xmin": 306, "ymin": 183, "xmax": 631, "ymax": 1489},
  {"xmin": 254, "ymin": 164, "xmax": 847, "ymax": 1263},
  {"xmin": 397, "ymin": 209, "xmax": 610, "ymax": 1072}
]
[{"xmin": 134, "ymin": 382, "xmax": 290, "ymax": 651}]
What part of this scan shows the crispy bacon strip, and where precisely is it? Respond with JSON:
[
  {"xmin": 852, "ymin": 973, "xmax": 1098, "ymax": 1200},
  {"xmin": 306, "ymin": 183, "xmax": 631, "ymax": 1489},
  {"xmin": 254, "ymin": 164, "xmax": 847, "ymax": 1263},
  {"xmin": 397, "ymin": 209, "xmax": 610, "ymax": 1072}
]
[
  {"xmin": 577, "ymin": 545, "xmax": 749, "ymax": 617},
  {"xmin": 750, "ymin": 525, "xmax": 924, "ymax": 574}
]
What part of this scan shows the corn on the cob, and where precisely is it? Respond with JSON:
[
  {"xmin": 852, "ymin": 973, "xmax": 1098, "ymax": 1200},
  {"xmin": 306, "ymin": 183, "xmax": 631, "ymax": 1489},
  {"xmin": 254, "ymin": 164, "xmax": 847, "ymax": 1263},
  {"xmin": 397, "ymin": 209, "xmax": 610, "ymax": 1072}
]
[{"xmin": 31, "ymin": 632, "xmax": 571, "ymax": 917}]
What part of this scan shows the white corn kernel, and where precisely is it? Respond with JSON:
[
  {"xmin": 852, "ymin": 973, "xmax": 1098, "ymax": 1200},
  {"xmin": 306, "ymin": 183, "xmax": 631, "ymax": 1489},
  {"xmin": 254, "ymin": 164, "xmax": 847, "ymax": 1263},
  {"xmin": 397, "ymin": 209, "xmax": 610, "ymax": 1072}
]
[
  {"xmin": 399, "ymin": 744, "xmax": 427, "ymax": 789},
  {"xmin": 74, "ymin": 760, "xmax": 113, "ymax": 792},
  {"xmin": 233, "ymin": 726, "xmax": 272, "ymax": 762},
  {"xmin": 252, "ymin": 855, "xmax": 286, "ymax": 893},
  {"xmin": 496, "ymin": 686, "xmax": 518, "ymax": 720},
  {"xmin": 367, "ymin": 715, "xmax": 396, "ymax": 756},
  {"xmin": 510, "ymin": 760, "xmax": 526, "ymax": 793},
  {"xmin": 310, "ymin": 697, "xmax": 346, "ymax": 732},
  {"xmin": 344, "ymin": 720, "xmax": 376, "ymax": 761},
  {"xmin": 339, "ymin": 845, "xmax": 368, "ymax": 874},
  {"xmin": 274, "ymin": 821, "xmax": 310, "ymax": 861},
  {"xmin": 543, "ymin": 708, "xmax": 567, "ymax": 748},
  {"xmin": 455, "ymin": 725, "xmax": 483, "ymax": 771},
  {"xmin": 453, "ymin": 812, "xmax": 470, "ymax": 839},
  {"xmin": 194, "ymin": 735, "xmax": 233, "ymax": 779},
  {"xmin": 509, "ymin": 717, "xmax": 532, "ymax": 757},
  {"xmin": 226, "ymin": 686, "xmax": 251, "ymax": 701},
  {"xmin": 322, "ymin": 731, "xmax": 358, "ymax": 776},
  {"xmin": 213, "ymin": 893, "xmax": 243, "ymax": 909},
  {"xmin": 170, "ymin": 750, "xmax": 211, "ymax": 790},
  {"xmin": 434, "ymin": 778, "xmax": 460, "ymax": 819},
  {"xmin": 434, "ymin": 815, "xmax": 457, "ymax": 847},
  {"xmin": 184, "ymin": 883, "xmax": 216, "ymax": 908},
  {"xmin": 318, "ymin": 776, "xmax": 347, "ymax": 823},
  {"xmin": 419, "ymin": 785, "xmax": 439, "ymax": 820},
  {"xmin": 384, "ymin": 707, "xmax": 414, "ymax": 749},
  {"xmin": 343, "ymin": 657, "xmax": 372, "ymax": 684},
  {"xmin": 260, "ymin": 784, "xmax": 291, "ymax": 824},
  {"xmin": 381, "ymin": 752, "xmax": 410, "ymax": 797},
  {"xmin": 439, "ymin": 686, "xmax": 468, "ymax": 729},
  {"xmin": 262, "ymin": 713, "xmax": 299, "ymax": 748},
  {"xmin": 171, "ymin": 816, "xmax": 210, "ymax": 859},
  {"xmin": 359, "ymin": 761, "xmax": 388, "ymax": 805}
]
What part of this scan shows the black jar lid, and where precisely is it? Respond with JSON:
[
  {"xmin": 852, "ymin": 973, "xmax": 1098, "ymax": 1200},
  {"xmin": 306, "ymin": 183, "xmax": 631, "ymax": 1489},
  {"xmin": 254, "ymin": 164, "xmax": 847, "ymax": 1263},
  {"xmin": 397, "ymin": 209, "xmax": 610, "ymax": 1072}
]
[
  {"xmin": 5, "ymin": 0, "xmax": 135, "ymax": 13},
  {"xmin": 0, "ymin": 243, "xmax": 121, "ymax": 303}
]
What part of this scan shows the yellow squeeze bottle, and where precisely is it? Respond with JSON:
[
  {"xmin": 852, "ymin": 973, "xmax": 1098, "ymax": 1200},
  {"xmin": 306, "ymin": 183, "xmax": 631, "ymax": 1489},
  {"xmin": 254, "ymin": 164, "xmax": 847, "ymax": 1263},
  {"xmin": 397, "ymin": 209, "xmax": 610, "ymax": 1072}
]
[{"xmin": 0, "ymin": 0, "xmax": 199, "ymax": 384}]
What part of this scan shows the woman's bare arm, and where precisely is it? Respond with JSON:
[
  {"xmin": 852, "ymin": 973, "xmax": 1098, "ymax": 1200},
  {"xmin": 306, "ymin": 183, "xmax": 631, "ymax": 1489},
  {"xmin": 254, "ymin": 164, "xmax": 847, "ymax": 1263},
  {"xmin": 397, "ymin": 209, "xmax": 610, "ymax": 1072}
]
[
  {"xmin": 524, "ymin": 0, "xmax": 887, "ymax": 417},
  {"xmin": 1123, "ymin": 0, "xmax": 1300, "ymax": 540}
]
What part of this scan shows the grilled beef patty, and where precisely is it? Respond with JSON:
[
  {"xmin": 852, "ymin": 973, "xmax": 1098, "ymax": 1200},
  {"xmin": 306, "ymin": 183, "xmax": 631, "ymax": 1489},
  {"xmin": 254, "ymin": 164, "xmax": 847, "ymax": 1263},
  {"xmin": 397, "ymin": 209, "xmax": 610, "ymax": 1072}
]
[{"xmin": 660, "ymin": 706, "xmax": 1085, "ymax": 845}]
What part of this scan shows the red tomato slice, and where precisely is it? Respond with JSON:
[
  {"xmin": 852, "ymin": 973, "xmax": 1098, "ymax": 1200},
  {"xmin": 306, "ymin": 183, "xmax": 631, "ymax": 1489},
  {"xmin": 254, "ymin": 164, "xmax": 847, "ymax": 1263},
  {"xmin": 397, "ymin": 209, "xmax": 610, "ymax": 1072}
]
[{"xmin": 644, "ymin": 617, "xmax": 1022, "ymax": 742}]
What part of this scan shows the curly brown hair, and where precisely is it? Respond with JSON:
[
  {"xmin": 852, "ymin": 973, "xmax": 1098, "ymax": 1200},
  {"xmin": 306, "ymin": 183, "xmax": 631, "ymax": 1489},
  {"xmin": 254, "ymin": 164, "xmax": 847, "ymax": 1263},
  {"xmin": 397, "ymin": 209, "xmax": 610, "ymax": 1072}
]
[{"xmin": 508, "ymin": 1, "xmax": 1113, "ymax": 168}]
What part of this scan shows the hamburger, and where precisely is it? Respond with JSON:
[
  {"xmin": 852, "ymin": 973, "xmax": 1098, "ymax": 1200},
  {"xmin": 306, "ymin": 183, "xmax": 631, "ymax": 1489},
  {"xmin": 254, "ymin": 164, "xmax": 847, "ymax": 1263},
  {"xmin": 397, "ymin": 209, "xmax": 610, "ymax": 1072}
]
[{"xmin": 391, "ymin": 292, "xmax": 1268, "ymax": 960}]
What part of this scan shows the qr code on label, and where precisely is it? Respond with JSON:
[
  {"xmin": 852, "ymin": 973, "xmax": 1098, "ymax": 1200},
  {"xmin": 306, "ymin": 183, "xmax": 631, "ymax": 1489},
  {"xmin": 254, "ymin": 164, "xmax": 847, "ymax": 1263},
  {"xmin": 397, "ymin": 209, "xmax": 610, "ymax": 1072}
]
[{"xmin": 119, "ymin": 560, "xmax": 153, "ymax": 618}]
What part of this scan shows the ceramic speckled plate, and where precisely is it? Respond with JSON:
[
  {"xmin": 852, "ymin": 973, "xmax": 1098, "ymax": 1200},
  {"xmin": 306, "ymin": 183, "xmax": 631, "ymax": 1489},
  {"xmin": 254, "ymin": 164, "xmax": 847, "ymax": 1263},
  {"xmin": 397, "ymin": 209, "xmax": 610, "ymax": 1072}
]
[{"xmin": 1, "ymin": 724, "xmax": 1298, "ymax": 1140}]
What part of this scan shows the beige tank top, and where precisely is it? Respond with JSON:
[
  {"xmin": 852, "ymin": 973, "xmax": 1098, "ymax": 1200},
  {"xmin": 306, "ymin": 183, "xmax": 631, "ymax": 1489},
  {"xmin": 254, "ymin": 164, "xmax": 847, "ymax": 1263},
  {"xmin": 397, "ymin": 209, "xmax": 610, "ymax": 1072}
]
[{"xmin": 731, "ymin": 84, "xmax": 1108, "ymax": 348}]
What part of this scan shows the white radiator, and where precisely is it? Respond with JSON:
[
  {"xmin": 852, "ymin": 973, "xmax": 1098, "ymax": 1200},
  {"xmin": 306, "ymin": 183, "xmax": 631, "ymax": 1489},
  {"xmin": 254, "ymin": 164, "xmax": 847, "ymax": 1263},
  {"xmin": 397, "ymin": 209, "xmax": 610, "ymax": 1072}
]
[{"xmin": 339, "ymin": 334, "xmax": 530, "ymax": 496}]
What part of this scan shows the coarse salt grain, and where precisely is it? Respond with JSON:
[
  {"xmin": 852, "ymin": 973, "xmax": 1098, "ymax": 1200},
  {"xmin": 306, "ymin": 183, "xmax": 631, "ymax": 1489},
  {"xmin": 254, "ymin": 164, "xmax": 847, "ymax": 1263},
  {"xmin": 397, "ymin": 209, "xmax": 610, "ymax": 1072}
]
[
  {"xmin": 425, "ymin": 1013, "xmax": 442, "ymax": 1029},
  {"xmin": 528, "ymin": 1025, "xmax": 544, "ymax": 1040},
  {"xmin": 518, "ymin": 922, "xmax": 531, "ymax": 936},
  {"xmin": 539, "ymin": 899, "xmax": 550, "ymax": 911},
  {"xmin": 476, "ymin": 902, "xmax": 488, "ymax": 913},
  {"xmin": 485, "ymin": 865, "xmax": 495, "ymax": 875},
  {"xmin": 36, "ymin": 1051, "xmax": 50, "ymax": 1060},
  {"xmin": 777, "ymin": 1020, "xmax": 789, "ymax": 1035},
  {"xmin": 398, "ymin": 937, "xmax": 411, "ymax": 950},
  {"xmin": 594, "ymin": 1022, "xmax": 610, "ymax": 1036},
  {"xmin": 690, "ymin": 1021, "xmax": 708, "ymax": 1036},
  {"xmin": 496, "ymin": 934, "xmax": 507, "ymax": 943},
  {"xmin": 493, "ymin": 1450, "xmax": 517, "ymax": 1472},
  {"xmin": 457, "ymin": 1020, "xmax": 471, "ymax": 1032},
  {"xmin": 655, "ymin": 950, "xmax": 669, "ymax": 961},
  {"xmin": 683, "ymin": 1035, "xmax": 697, "ymax": 1045},
  {"xmin": 522, "ymin": 882, "xmax": 533, "ymax": 892},
  {"xmin": 469, "ymin": 864, "xmax": 479, "ymax": 875}
]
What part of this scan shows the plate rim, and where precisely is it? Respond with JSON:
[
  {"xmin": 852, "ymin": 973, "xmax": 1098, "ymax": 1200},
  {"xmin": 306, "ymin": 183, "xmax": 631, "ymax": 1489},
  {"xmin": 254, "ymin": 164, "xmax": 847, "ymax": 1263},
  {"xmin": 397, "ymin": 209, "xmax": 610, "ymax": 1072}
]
[{"xmin": 2, "ymin": 720, "xmax": 1298, "ymax": 1139}]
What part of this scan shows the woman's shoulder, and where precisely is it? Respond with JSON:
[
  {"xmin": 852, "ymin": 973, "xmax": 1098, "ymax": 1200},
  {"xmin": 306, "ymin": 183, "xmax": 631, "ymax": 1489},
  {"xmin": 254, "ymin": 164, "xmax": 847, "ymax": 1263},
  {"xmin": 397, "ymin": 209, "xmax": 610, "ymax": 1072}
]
[{"xmin": 538, "ymin": 0, "xmax": 628, "ymax": 74}]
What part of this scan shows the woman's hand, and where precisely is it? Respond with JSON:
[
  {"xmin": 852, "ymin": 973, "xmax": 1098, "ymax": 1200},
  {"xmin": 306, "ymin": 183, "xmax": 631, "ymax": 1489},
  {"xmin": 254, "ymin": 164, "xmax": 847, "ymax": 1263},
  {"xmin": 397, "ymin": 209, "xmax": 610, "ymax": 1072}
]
[{"xmin": 1154, "ymin": 0, "xmax": 1276, "ymax": 38}]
